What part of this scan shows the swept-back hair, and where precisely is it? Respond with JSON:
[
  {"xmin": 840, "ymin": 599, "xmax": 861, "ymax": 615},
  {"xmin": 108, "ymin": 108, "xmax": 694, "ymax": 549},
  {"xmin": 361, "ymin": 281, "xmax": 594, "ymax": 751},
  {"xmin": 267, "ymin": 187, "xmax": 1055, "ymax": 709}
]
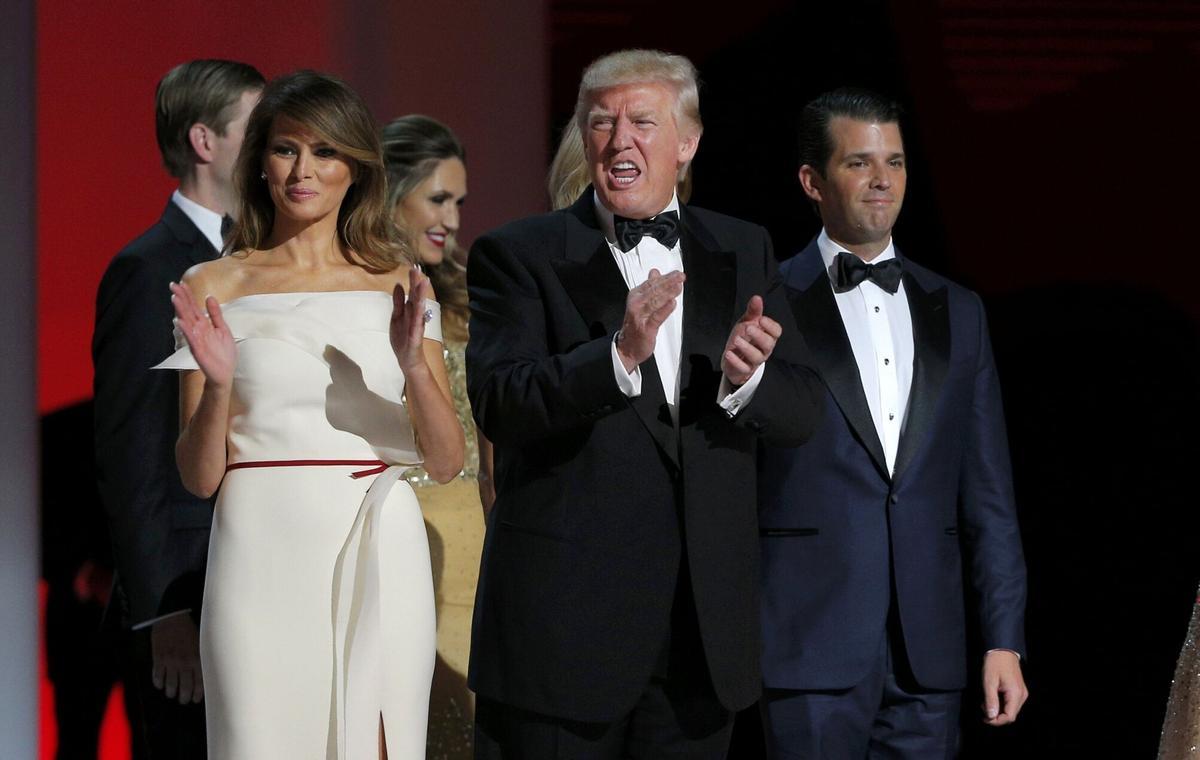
[
  {"xmin": 228, "ymin": 70, "xmax": 411, "ymax": 270},
  {"xmin": 798, "ymin": 87, "xmax": 903, "ymax": 176}
]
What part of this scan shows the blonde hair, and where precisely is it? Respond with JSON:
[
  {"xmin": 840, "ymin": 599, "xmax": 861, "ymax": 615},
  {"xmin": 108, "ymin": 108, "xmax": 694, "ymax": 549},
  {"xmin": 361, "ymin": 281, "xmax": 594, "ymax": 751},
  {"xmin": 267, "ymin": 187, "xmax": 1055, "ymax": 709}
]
[
  {"xmin": 547, "ymin": 117, "xmax": 695, "ymax": 211},
  {"xmin": 573, "ymin": 49, "xmax": 703, "ymax": 138},
  {"xmin": 228, "ymin": 70, "xmax": 411, "ymax": 271}
]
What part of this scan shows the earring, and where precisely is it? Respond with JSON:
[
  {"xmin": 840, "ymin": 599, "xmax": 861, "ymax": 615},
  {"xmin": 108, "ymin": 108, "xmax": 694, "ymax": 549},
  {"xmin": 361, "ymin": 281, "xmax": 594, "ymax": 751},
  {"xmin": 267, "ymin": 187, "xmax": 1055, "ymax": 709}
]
[{"xmin": 260, "ymin": 171, "xmax": 267, "ymax": 180}]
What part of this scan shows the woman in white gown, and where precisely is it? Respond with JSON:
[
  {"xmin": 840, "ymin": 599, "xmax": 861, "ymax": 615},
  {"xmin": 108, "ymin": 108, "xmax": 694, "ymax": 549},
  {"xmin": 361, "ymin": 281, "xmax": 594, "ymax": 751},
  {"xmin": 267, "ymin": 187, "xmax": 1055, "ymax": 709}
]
[{"xmin": 161, "ymin": 71, "xmax": 464, "ymax": 759}]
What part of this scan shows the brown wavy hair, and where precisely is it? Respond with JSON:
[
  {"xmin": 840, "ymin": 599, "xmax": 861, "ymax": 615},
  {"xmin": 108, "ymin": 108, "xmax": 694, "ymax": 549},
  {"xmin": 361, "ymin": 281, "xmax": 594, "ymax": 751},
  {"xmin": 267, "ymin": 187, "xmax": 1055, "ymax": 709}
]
[
  {"xmin": 381, "ymin": 114, "xmax": 469, "ymax": 340},
  {"xmin": 228, "ymin": 70, "xmax": 412, "ymax": 271}
]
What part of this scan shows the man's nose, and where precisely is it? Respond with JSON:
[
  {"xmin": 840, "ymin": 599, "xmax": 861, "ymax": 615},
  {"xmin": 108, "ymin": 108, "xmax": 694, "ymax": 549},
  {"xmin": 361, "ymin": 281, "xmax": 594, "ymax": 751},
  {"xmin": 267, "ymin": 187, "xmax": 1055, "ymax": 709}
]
[
  {"xmin": 611, "ymin": 118, "xmax": 634, "ymax": 150},
  {"xmin": 872, "ymin": 166, "xmax": 891, "ymax": 189}
]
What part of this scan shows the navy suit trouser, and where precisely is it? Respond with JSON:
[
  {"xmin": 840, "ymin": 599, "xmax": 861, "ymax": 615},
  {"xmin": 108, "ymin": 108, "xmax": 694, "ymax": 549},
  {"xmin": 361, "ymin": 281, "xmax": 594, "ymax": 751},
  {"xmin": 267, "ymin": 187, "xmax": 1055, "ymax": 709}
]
[{"xmin": 761, "ymin": 621, "xmax": 961, "ymax": 760}]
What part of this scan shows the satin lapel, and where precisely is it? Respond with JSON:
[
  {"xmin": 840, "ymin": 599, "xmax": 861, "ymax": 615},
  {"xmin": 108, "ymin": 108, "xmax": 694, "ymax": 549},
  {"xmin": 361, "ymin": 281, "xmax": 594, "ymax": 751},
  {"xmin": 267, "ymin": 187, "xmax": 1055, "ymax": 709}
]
[
  {"xmin": 893, "ymin": 268, "xmax": 950, "ymax": 481},
  {"xmin": 677, "ymin": 213, "xmax": 736, "ymax": 426},
  {"xmin": 787, "ymin": 247, "xmax": 890, "ymax": 481},
  {"xmin": 549, "ymin": 194, "xmax": 680, "ymax": 470}
]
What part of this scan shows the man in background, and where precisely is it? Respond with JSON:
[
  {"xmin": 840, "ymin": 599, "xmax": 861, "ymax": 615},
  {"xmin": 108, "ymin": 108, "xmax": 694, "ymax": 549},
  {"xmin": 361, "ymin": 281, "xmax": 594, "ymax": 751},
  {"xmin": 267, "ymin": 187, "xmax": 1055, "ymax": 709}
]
[{"xmin": 92, "ymin": 59, "xmax": 263, "ymax": 757}]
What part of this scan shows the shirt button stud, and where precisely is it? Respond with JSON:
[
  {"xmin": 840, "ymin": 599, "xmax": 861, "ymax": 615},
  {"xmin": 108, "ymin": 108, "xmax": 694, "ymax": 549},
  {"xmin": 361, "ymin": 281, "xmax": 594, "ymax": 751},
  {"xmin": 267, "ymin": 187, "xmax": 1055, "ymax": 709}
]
[
  {"xmin": 888, "ymin": 412, "xmax": 895, "ymax": 421},
  {"xmin": 874, "ymin": 306, "xmax": 880, "ymax": 313},
  {"xmin": 884, "ymin": 358, "xmax": 890, "ymax": 366}
]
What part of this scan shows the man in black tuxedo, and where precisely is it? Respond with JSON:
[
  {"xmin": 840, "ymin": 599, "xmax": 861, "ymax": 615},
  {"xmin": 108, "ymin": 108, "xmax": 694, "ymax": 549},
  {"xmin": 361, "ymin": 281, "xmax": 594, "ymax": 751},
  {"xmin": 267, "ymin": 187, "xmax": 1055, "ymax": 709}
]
[
  {"xmin": 92, "ymin": 59, "xmax": 262, "ymax": 758},
  {"xmin": 758, "ymin": 88, "xmax": 1029, "ymax": 758},
  {"xmin": 466, "ymin": 49, "xmax": 821, "ymax": 759}
]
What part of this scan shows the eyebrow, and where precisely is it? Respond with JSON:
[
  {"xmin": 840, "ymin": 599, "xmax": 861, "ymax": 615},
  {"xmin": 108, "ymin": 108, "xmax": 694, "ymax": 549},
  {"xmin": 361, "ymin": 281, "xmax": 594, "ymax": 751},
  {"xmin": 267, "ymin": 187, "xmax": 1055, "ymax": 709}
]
[{"xmin": 845, "ymin": 151, "xmax": 906, "ymax": 161}]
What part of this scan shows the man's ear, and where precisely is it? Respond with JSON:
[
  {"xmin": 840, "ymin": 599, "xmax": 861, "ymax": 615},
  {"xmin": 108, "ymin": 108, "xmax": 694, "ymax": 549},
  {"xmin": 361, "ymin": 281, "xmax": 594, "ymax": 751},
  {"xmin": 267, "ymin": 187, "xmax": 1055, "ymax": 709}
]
[
  {"xmin": 798, "ymin": 164, "xmax": 823, "ymax": 202},
  {"xmin": 189, "ymin": 123, "xmax": 215, "ymax": 164},
  {"xmin": 678, "ymin": 130, "xmax": 700, "ymax": 165}
]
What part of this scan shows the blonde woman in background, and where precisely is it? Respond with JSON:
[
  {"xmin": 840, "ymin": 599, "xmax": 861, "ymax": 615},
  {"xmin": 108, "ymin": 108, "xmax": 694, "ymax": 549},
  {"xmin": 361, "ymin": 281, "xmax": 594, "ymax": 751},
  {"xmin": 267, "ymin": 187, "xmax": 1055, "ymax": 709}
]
[
  {"xmin": 547, "ymin": 117, "xmax": 693, "ymax": 210},
  {"xmin": 382, "ymin": 114, "xmax": 490, "ymax": 759}
]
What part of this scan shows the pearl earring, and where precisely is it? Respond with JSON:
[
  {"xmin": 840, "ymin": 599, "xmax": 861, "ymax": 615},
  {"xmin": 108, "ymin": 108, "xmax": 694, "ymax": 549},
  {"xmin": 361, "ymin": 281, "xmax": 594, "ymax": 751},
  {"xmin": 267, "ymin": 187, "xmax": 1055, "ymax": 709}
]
[{"xmin": 260, "ymin": 171, "xmax": 267, "ymax": 180}]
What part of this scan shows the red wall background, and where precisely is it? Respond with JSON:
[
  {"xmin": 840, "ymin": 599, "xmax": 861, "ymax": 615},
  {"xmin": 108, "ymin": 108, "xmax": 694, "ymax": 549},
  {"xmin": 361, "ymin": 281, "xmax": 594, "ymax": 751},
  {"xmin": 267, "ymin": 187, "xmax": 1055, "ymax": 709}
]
[{"xmin": 36, "ymin": 1, "xmax": 547, "ymax": 754}]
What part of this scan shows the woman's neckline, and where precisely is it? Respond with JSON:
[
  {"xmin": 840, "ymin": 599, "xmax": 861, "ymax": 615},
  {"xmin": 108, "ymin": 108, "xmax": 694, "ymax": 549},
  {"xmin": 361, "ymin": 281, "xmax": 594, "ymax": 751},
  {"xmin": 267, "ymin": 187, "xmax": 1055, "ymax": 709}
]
[{"xmin": 221, "ymin": 290, "xmax": 395, "ymax": 307}]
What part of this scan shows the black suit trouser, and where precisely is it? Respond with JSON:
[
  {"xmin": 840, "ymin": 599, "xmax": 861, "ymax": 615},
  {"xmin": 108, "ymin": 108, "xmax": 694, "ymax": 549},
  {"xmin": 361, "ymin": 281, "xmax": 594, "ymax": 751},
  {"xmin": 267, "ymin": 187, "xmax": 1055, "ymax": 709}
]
[{"xmin": 475, "ymin": 562, "xmax": 735, "ymax": 759}]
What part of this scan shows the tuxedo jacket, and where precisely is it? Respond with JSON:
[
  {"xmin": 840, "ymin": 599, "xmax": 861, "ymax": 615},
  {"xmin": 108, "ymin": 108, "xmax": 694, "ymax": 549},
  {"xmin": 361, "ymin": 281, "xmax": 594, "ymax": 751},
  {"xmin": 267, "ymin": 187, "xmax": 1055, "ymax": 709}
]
[
  {"xmin": 93, "ymin": 199, "xmax": 216, "ymax": 628},
  {"xmin": 758, "ymin": 239, "xmax": 1027, "ymax": 692},
  {"xmin": 466, "ymin": 192, "xmax": 822, "ymax": 722}
]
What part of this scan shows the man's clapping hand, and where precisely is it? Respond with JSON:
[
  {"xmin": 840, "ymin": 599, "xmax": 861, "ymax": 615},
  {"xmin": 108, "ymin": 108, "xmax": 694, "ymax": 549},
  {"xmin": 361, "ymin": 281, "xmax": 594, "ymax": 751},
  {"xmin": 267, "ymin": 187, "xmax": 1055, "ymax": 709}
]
[
  {"xmin": 721, "ymin": 295, "xmax": 781, "ymax": 386},
  {"xmin": 615, "ymin": 268, "xmax": 685, "ymax": 372}
]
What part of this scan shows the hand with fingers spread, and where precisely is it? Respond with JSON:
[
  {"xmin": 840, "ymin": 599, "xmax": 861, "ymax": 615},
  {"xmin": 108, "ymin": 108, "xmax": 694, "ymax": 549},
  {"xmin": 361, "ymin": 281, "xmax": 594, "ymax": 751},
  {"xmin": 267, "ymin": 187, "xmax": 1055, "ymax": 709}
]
[
  {"xmin": 390, "ymin": 266, "xmax": 434, "ymax": 373},
  {"xmin": 981, "ymin": 650, "xmax": 1028, "ymax": 726},
  {"xmin": 721, "ymin": 295, "xmax": 782, "ymax": 386},
  {"xmin": 151, "ymin": 614, "xmax": 204, "ymax": 705},
  {"xmin": 615, "ymin": 268, "xmax": 685, "ymax": 373},
  {"xmin": 169, "ymin": 280, "xmax": 236, "ymax": 388}
]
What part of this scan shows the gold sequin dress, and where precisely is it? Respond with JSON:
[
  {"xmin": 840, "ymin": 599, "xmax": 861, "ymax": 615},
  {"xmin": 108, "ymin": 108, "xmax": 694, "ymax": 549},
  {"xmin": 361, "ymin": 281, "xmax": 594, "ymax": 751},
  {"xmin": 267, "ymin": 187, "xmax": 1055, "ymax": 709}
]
[
  {"xmin": 1160, "ymin": 587, "xmax": 1200, "ymax": 758},
  {"xmin": 406, "ymin": 338, "xmax": 485, "ymax": 759}
]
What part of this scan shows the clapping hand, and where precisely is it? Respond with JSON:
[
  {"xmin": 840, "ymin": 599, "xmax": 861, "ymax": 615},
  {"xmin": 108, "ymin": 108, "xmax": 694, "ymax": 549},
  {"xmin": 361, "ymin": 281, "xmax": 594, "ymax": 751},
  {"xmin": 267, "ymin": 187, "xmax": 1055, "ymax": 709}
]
[
  {"xmin": 390, "ymin": 267, "xmax": 433, "ymax": 372},
  {"xmin": 615, "ymin": 268, "xmax": 686, "ymax": 372},
  {"xmin": 721, "ymin": 295, "xmax": 782, "ymax": 386},
  {"xmin": 169, "ymin": 281, "xmax": 236, "ymax": 388}
]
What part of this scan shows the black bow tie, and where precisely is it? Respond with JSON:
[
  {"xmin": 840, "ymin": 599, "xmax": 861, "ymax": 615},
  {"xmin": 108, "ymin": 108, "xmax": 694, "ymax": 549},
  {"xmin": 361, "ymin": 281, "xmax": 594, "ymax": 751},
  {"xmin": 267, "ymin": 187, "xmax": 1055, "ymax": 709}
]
[
  {"xmin": 613, "ymin": 210, "xmax": 680, "ymax": 253},
  {"xmin": 220, "ymin": 214, "xmax": 234, "ymax": 239},
  {"xmin": 833, "ymin": 251, "xmax": 903, "ymax": 294}
]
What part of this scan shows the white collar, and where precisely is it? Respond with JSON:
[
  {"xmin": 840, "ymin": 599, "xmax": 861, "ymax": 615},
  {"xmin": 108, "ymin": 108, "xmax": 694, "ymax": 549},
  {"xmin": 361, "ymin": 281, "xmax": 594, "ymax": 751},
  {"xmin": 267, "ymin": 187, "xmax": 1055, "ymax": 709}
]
[
  {"xmin": 592, "ymin": 189, "xmax": 681, "ymax": 246},
  {"xmin": 171, "ymin": 189, "xmax": 225, "ymax": 253},
  {"xmin": 817, "ymin": 228, "xmax": 897, "ymax": 275}
]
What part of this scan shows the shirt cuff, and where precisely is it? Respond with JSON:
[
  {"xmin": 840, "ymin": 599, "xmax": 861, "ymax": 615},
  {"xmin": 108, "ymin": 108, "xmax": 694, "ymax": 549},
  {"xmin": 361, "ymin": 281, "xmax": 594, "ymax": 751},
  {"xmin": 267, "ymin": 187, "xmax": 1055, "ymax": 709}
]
[
  {"xmin": 130, "ymin": 608, "xmax": 192, "ymax": 631},
  {"xmin": 986, "ymin": 648, "xmax": 1022, "ymax": 661},
  {"xmin": 611, "ymin": 337, "xmax": 642, "ymax": 398},
  {"xmin": 717, "ymin": 363, "xmax": 766, "ymax": 417}
]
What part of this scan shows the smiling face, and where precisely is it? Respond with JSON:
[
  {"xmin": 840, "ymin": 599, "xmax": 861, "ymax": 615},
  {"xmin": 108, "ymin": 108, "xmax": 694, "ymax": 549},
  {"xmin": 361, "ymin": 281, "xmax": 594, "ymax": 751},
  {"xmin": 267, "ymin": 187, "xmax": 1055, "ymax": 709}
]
[
  {"xmin": 800, "ymin": 117, "xmax": 906, "ymax": 256},
  {"xmin": 393, "ymin": 157, "xmax": 467, "ymax": 266},
  {"xmin": 262, "ymin": 114, "xmax": 355, "ymax": 229},
  {"xmin": 583, "ymin": 81, "xmax": 698, "ymax": 220}
]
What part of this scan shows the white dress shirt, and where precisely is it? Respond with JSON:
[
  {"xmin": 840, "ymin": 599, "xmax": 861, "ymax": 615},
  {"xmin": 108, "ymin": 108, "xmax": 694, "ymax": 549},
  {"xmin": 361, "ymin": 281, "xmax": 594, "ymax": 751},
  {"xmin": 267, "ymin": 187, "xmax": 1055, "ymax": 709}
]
[
  {"xmin": 172, "ymin": 189, "xmax": 225, "ymax": 254},
  {"xmin": 597, "ymin": 191, "xmax": 763, "ymax": 421},
  {"xmin": 818, "ymin": 229, "xmax": 914, "ymax": 475}
]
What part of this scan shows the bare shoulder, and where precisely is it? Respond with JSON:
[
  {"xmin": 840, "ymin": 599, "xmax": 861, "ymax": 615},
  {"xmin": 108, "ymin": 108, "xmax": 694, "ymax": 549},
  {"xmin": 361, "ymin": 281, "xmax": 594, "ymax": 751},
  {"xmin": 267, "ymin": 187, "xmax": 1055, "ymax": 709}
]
[{"xmin": 179, "ymin": 253, "xmax": 253, "ymax": 304}]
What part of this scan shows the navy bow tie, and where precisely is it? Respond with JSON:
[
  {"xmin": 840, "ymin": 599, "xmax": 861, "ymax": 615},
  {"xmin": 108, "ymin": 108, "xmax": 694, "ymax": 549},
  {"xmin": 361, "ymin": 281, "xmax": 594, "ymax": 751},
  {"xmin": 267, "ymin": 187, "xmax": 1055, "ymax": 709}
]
[
  {"xmin": 613, "ymin": 210, "xmax": 680, "ymax": 253},
  {"xmin": 833, "ymin": 251, "xmax": 903, "ymax": 294}
]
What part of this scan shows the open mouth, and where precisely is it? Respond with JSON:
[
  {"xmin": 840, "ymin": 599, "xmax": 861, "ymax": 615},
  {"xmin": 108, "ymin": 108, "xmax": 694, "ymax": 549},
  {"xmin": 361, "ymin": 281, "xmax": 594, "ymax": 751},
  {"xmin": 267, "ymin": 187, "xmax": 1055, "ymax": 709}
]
[
  {"xmin": 425, "ymin": 232, "xmax": 447, "ymax": 248},
  {"xmin": 609, "ymin": 160, "xmax": 641, "ymax": 187}
]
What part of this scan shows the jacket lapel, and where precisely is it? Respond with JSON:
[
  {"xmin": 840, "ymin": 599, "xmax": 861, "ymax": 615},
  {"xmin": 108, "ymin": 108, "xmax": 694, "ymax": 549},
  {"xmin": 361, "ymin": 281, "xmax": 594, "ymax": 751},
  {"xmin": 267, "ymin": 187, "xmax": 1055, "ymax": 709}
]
[
  {"xmin": 893, "ymin": 265, "xmax": 949, "ymax": 481},
  {"xmin": 161, "ymin": 198, "xmax": 219, "ymax": 265},
  {"xmin": 677, "ymin": 208, "xmax": 736, "ymax": 427},
  {"xmin": 550, "ymin": 192, "xmax": 679, "ymax": 469},
  {"xmin": 785, "ymin": 242, "xmax": 890, "ymax": 481}
]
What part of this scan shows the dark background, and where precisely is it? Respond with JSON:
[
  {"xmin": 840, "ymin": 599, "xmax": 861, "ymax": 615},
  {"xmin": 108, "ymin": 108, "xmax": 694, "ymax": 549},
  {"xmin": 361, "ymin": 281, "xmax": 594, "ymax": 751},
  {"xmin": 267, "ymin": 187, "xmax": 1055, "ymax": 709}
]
[{"xmin": 550, "ymin": 0, "xmax": 1200, "ymax": 756}]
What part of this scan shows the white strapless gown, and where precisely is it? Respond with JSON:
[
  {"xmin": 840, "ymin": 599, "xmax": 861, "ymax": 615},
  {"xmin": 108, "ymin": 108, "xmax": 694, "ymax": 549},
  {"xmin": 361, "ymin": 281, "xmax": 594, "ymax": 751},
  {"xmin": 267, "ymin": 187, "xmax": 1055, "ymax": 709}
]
[{"xmin": 157, "ymin": 291, "xmax": 439, "ymax": 759}]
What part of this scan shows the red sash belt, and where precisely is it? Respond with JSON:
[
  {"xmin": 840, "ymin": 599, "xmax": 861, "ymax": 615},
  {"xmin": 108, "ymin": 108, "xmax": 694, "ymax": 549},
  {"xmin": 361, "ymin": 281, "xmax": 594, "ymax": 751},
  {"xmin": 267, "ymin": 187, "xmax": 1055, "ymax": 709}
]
[{"xmin": 225, "ymin": 459, "xmax": 389, "ymax": 479}]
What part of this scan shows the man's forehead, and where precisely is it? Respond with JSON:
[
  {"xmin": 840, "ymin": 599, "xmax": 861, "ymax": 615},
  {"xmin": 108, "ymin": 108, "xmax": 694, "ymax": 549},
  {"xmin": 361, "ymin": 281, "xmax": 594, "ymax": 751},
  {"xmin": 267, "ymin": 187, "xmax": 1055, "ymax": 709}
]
[
  {"xmin": 829, "ymin": 117, "xmax": 904, "ymax": 152},
  {"xmin": 587, "ymin": 81, "xmax": 674, "ymax": 111}
]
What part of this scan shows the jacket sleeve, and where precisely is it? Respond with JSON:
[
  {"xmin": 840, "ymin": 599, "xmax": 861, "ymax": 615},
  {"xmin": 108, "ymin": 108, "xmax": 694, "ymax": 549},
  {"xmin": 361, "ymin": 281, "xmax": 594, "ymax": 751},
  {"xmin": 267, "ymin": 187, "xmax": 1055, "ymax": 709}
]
[
  {"xmin": 466, "ymin": 232, "xmax": 629, "ymax": 448},
  {"xmin": 959, "ymin": 293, "xmax": 1028, "ymax": 657},
  {"xmin": 92, "ymin": 253, "xmax": 180, "ymax": 625},
  {"xmin": 728, "ymin": 227, "xmax": 824, "ymax": 447}
]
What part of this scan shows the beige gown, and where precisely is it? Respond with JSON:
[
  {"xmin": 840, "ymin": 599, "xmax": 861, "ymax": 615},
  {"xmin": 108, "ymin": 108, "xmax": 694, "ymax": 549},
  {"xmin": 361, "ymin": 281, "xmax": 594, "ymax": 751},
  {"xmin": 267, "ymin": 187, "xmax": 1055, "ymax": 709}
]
[
  {"xmin": 407, "ymin": 337, "xmax": 485, "ymax": 759},
  {"xmin": 1161, "ymin": 587, "xmax": 1200, "ymax": 758},
  {"xmin": 157, "ymin": 291, "xmax": 441, "ymax": 759}
]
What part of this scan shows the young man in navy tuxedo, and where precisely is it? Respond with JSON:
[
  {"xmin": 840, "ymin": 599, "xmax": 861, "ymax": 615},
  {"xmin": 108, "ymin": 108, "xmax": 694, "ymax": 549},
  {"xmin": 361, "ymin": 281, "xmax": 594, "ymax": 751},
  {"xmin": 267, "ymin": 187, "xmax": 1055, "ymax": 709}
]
[{"xmin": 758, "ymin": 88, "xmax": 1029, "ymax": 758}]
